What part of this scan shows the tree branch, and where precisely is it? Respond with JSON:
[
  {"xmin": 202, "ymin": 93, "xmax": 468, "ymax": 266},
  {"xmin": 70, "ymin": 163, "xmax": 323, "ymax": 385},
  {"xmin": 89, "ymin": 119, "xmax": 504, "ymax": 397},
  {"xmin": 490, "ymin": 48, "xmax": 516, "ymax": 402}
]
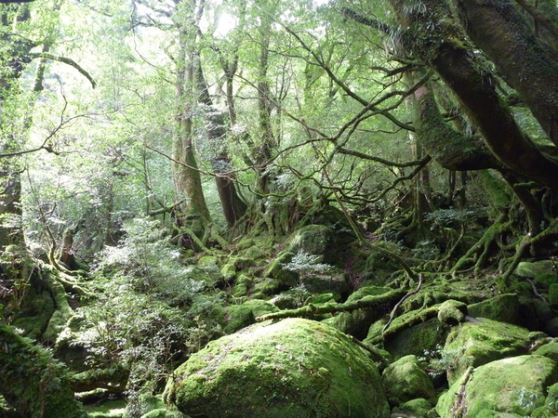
[{"xmin": 29, "ymin": 52, "xmax": 96, "ymax": 88}]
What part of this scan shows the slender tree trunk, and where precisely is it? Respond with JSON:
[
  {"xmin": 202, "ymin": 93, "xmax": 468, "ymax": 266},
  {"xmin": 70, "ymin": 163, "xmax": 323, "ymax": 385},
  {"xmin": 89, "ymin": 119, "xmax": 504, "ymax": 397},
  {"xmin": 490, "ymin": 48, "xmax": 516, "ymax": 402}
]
[
  {"xmin": 172, "ymin": 4, "xmax": 211, "ymax": 237},
  {"xmin": 196, "ymin": 59, "xmax": 246, "ymax": 227}
]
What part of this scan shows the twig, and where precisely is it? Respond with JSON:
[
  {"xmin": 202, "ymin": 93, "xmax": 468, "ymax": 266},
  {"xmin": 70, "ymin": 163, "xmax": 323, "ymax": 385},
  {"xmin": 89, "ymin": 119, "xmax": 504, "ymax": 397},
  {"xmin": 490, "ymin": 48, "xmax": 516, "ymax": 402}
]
[{"xmin": 382, "ymin": 274, "xmax": 423, "ymax": 333}]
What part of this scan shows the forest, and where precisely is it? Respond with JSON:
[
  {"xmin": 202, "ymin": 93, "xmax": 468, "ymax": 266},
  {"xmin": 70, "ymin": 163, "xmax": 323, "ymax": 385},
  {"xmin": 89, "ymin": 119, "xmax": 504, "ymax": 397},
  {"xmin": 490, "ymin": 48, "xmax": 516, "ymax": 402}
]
[{"xmin": 2, "ymin": 0, "xmax": 558, "ymax": 417}]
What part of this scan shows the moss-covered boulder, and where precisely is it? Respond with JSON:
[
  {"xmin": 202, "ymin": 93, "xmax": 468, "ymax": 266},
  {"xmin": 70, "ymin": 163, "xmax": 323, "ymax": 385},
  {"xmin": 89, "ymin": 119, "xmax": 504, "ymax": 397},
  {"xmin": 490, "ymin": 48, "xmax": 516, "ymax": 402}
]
[
  {"xmin": 380, "ymin": 316, "xmax": 446, "ymax": 359},
  {"xmin": 325, "ymin": 285, "xmax": 392, "ymax": 339},
  {"xmin": 264, "ymin": 225, "xmax": 334, "ymax": 290},
  {"xmin": 0, "ymin": 324, "xmax": 86, "ymax": 418},
  {"xmin": 442, "ymin": 318, "xmax": 531, "ymax": 384},
  {"xmin": 222, "ymin": 299, "xmax": 278, "ymax": 334},
  {"xmin": 468, "ymin": 293, "xmax": 525, "ymax": 326},
  {"xmin": 436, "ymin": 355, "xmax": 558, "ymax": 418},
  {"xmin": 437, "ymin": 299, "xmax": 467, "ymax": 326},
  {"xmin": 381, "ymin": 355, "xmax": 435, "ymax": 405},
  {"xmin": 393, "ymin": 398, "xmax": 432, "ymax": 418},
  {"xmin": 164, "ymin": 318, "xmax": 390, "ymax": 418},
  {"xmin": 516, "ymin": 260, "xmax": 558, "ymax": 286},
  {"xmin": 535, "ymin": 341, "xmax": 558, "ymax": 363}
]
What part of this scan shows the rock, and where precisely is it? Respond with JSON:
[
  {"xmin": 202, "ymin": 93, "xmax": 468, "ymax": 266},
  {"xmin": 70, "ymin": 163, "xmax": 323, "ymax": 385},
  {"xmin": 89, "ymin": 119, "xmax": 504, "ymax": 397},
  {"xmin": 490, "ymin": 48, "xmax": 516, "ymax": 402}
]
[
  {"xmin": 443, "ymin": 318, "xmax": 530, "ymax": 384},
  {"xmin": 516, "ymin": 260, "xmax": 558, "ymax": 286},
  {"xmin": 382, "ymin": 355, "xmax": 435, "ymax": 405},
  {"xmin": 468, "ymin": 293, "xmax": 523, "ymax": 325},
  {"xmin": 534, "ymin": 341, "xmax": 558, "ymax": 363},
  {"xmin": 299, "ymin": 271, "xmax": 348, "ymax": 295},
  {"xmin": 223, "ymin": 299, "xmax": 278, "ymax": 334},
  {"xmin": 325, "ymin": 285, "xmax": 393, "ymax": 339},
  {"xmin": 436, "ymin": 355, "xmax": 558, "ymax": 418},
  {"xmin": 393, "ymin": 398, "xmax": 432, "ymax": 418},
  {"xmin": 231, "ymin": 274, "xmax": 253, "ymax": 298},
  {"xmin": 381, "ymin": 317, "xmax": 446, "ymax": 360},
  {"xmin": 164, "ymin": 318, "xmax": 390, "ymax": 418},
  {"xmin": 437, "ymin": 300, "xmax": 467, "ymax": 326},
  {"xmin": 264, "ymin": 225, "xmax": 334, "ymax": 290}
]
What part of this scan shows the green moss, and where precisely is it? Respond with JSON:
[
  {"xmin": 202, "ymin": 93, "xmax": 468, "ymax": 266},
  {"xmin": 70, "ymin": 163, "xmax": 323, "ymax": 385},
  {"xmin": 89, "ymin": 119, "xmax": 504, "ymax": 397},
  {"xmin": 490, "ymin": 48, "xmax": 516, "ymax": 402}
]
[
  {"xmin": 84, "ymin": 399, "xmax": 126, "ymax": 418},
  {"xmin": 395, "ymin": 398, "xmax": 432, "ymax": 417},
  {"xmin": 516, "ymin": 260, "xmax": 558, "ymax": 286},
  {"xmin": 443, "ymin": 319, "xmax": 531, "ymax": 384},
  {"xmin": 381, "ymin": 355, "xmax": 435, "ymax": 405},
  {"xmin": 436, "ymin": 355, "xmax": 558, "ymax": 417},
  {"xmin": 468, "ymin": 293, "xmax": 522, "ymax": 325},
  {"xmin": 164, "ymin": 318, "xmax": 390, "ymax": 418},
  {"xmin": 535, "ymin": 341, "xmax": 558, "ymax": 363},
  {"xmin": 223, "ymin": 299, "xmax": 278, "ymax": 334},
  {"xmin": 382, "ymin": 317, "xmax": 446, "ymax": 360},
  {"xmin": 0, "ymin": 324, "xmax": 86, "ymax": 418},
  {"xmin": 437, "ymin": 299, "xmax": 467, "ymax": 325},
  {"xmin": 325, "ymin": 285, "xmax": 392, "ymax": 339}
]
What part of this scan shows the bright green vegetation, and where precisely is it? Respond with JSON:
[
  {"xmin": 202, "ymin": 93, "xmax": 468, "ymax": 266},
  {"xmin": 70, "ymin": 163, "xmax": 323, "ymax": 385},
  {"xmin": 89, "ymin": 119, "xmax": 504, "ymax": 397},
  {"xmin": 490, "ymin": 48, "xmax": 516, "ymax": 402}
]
[
  {"xmin": 2, "ymin": 0, "xmax": 558, "ymax": 417},
  {"xmin": 164, "ymin": 318, "xmax": 390, "ymax": 418}
]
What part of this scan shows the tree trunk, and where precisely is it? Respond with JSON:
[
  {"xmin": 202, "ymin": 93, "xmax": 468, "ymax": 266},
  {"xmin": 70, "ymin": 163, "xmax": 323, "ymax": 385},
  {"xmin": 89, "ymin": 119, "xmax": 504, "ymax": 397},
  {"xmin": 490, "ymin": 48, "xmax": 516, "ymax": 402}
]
[
  {"xmin": 454, "ymin": 0, "xmax": 558, "ymax": 147},
  {"xmin": 196, "ymin": 59, "xmax": 246, "ymax": 227},
  {"xmin": 389, "ymin": 0, "xmax": 558, "ymax": 190},
  {"xmin": 172, "ymin": 5, "xmax": 211, "ymax": 238}
]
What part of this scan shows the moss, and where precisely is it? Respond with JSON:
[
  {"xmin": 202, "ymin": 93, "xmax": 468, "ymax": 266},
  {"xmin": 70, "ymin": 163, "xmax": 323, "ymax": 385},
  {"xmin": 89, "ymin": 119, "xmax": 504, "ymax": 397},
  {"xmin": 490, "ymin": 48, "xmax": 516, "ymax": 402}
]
[
  {"xmin": 0, "ymin": 324, "xmax": 86, "ymax": 418},
  {"xmin": 84, "ymin": 399, "xmax": 126, "ymax": 418},
  {"xmin": 379, "ymin": 316, "xmax": 446, "ymax": 359},
  {"xmin": 436, "ymin": 355, "xmax": 558, "ymax": 417},
  {"xmin": 394, "ymin": 398, "xmax": 432, "ymax": 417},
  {"xmin": 516, "ymin": 260, "xmax": 558, "ymax": 286},
  {"xmin": 535, "ymin": 341, "xmax": 558, "ymax": 363},
  {"xmin": 443, "ymin": 318, "xmax": 531, "ymax": 384},
  {"xmin": 382, "ymin": 355, "xmax": 435, "ymax": 405},
  {"xmin": 231, "ymin": 274, "xmax": 253, "ymax": 298},
  {"xmin": 164, "ymin": 318, "xmax": 390, "ymax": 418},
  {"xmin": 223, "ymin": 299, "xmax": 278, "ymax": 334},
  {"xmin": 468, "ymin": 293, "xmax": 522, "ymax": 325},
  {"xmin": 325, "ymin": 285, "xmax": 392, "ymax": 339},
  {"xmin": 11, "ymin": 287, "xmax": 55, "ymax": 340},
  {"xmin": 437, "ymin": 299, "xmax": 467, "ymax": 325}
]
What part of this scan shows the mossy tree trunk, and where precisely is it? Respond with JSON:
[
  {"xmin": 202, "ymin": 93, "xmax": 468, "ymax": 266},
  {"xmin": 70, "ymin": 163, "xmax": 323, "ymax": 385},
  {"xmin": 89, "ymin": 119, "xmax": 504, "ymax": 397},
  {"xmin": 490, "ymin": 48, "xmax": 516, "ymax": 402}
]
[
  {"xmin": 389, "ymin": 0, "xmax": 558, "ymax": 190},
  {"xmin": 196, "ymin": 58, "xmax": 247, "ymax": 227},
  {"xmin": 454, "ymin": 0, "xmax": 558, "ymax": 147},
  {"xmin": 172, "ymin": 0, "xmax": 211, "ymax": 241}
]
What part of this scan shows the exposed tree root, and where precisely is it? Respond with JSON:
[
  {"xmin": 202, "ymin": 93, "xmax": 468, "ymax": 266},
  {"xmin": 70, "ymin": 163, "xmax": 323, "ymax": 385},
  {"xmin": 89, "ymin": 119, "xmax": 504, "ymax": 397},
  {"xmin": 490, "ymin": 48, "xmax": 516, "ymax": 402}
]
[{"xmin": 256, "ymin": 288, "xmax": 406, "ymax": 322}]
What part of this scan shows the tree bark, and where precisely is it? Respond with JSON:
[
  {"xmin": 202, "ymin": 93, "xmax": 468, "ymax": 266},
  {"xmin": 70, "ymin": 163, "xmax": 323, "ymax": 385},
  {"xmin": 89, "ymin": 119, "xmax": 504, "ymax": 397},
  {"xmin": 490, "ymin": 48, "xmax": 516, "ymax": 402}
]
[
  {"xmin": 196, "ymin": 58, "xmax": 246, "ymax": 227},
  {"xmin": 454, "ymin": 0, "xmax": 558, "ymax": 147},
  {"xmin": 389, "ymin": 0, "xmax": 558, "ymax": 190},
  {"xmin": 172, "ymin": 2, "xmax": 211, "ymax": 237}
]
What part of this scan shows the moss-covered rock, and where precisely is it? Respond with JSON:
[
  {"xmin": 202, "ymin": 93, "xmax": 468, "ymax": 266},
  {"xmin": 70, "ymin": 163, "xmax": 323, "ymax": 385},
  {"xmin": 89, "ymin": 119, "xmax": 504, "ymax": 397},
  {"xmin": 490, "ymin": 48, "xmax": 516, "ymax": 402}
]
[
  {"xmin": 222, "ymin": 299, "xmax": 278, "ymax": 334},
  {"xmin": 164, "ymin": 318, "xmax": 390, "ymax": 418},
  {"xmin": 442, "ymin": 318, "xmax": 531, "ymax": 384},
  {"xmin": 382, "ymin": 355, "xmax": 435, "ymax": 405},
  {"xmin": 468, "ymin": 293, "xmax": 523, "ymax": 325},
  {"xmin": 535, "ymin": 341, "xmax": 558, "ymax": 363},
  {"xmin": 549, "ymin": 283, "xmax": 558, "ymax": 306},
  {"xmin": 436, "ymin": 355, "xmax": 558, "ymax": 418},
  {"xmin": 516, "ymin": 260, "xmax": 558, "ymax": 286},
  {"xmin": 381, "ymin": 316, "xmax": 446, "ymax": 360},
  {"xmin": 437, "ymin": 299, "xmax": 467, "ymax": 326},
  {"xmin": 0, "ymin": 324, "xmax": 86, "ymax": 418},
  {"xmin": 325, "ymin": 285, "xmax": 392, "ymax": 339},
  {"xmin": 393, "ymin": 398, "xmax": 432, "ymax": 418}
]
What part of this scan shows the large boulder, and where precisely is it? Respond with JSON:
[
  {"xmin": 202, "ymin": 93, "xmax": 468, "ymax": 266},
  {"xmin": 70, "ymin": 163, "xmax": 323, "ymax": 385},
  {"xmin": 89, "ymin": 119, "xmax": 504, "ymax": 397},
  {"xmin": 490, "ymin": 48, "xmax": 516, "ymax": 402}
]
[
  {"xmin": 436, "ymin": 355, "xmax": 558, "ymax": 418},
  {"xmin": 164, "ymin": 318, "xmax": 390, "ymax": 418},
  {"xmin": 381, "ymin": 355, "xmax": 435, "ymax": 405},
  {"xmin": 442, "ymin": 318, "xmax": 530, "ymax": 384}
]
